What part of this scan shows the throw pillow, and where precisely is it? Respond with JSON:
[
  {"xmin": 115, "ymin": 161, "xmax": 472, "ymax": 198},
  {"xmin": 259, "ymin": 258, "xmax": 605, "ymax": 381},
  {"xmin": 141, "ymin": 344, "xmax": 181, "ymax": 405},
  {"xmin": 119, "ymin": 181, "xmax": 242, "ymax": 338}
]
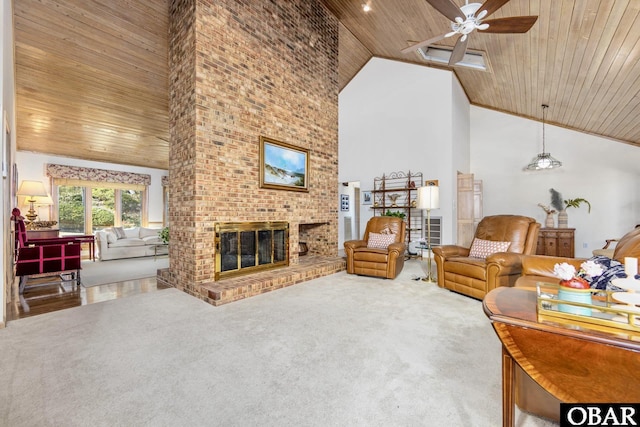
[
  {"xmin": 367, "ymin": 232, "xmax": 397, "ymax": 249},
  {"xmin": 585, "ymin": 255, "xmax": 628, "ymax": 291},
  {"xmin": 113, "ymin": 226, "xmax": 127, "ymax": 240},
  {"xmin": 139, "ymin": 227, "xmax": 160, "ymax": 239},
  {"xmin": 469, "ymin": 238, "xmax": 511, "ymax": 259},
  {"xmin": 106, "ymin": 232, "xmax": 117, "ymax": 244}
]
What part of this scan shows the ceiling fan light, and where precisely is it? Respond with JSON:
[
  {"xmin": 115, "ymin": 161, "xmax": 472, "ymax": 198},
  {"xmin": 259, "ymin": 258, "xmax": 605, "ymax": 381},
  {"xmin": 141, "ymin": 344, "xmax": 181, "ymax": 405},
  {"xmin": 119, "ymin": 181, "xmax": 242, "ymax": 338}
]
[
  {"xmin": 477, "ymin": 23, "xmax": 489, "ymax": 30},
  {"xmin": 460, "ymin": 3, "xmax": 482, "ymax": 17}
]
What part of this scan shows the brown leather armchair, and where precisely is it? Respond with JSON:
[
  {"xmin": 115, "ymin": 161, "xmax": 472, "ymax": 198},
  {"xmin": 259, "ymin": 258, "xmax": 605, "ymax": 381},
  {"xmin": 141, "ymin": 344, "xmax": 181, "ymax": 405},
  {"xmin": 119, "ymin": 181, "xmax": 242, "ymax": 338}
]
[
  {"xmin": 433, "ymin": 215, "xmax": 540, "ymax": 299},
  {"xmin": 344, "ymin": 216, "xmax": 406, "ymax": 279}
]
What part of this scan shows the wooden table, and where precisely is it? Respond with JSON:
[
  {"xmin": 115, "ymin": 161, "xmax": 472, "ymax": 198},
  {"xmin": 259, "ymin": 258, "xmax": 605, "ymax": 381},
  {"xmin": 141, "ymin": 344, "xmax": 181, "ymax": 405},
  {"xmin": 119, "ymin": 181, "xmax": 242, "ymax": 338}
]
[
  {"xmin": 483, "ymin": 286, "xmax": 640, "ymax": 427},
  {"xmin": 74, "ymin": 235, "xmax": 96, "ymax": 261},
  {"xmin": 27, "ymin": 229, "xmax": 59, "ymax": 239},
  {"xmin": 152, "ymin": 243, "xmax": 168, "ymax": 260}
]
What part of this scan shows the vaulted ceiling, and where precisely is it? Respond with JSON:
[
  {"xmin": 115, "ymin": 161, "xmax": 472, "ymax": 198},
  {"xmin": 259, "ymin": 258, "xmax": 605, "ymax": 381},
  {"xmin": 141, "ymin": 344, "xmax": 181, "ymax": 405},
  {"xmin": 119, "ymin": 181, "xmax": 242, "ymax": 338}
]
[
  {"xmin": 12, "ymin": 0, "xmax": 640, "ymax": 171},
  {"xmin": 326, "ymin": 0, "xmax": 640, "ymax": 148},
  {"xmin": 14, "ymin": 0, "xmax": 169, "ymax": 170}
]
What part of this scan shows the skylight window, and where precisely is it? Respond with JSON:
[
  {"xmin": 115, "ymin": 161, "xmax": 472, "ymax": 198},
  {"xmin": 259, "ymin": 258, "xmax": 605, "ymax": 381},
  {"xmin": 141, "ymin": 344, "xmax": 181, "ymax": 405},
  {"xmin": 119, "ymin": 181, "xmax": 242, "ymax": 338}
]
[{"xmin": 416, "ymin": 46, "xmax": 490, "ymax": 72}]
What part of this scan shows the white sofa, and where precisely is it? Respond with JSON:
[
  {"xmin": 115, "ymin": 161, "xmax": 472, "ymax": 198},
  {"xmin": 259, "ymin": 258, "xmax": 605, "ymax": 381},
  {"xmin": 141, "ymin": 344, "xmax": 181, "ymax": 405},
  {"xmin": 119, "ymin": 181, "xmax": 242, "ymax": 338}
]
[{"xmin": 95, "ymin": 227, "xmax": 164, "ymax": 261}]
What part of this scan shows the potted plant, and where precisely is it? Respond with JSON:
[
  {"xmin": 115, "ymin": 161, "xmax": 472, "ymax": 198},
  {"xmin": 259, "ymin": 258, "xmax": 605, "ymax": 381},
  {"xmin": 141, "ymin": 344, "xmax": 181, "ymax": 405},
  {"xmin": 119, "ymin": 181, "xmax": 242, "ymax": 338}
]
[
  {"xmin": 383, "ymin": 210, "xmax": 406, "ymax": 219},
  {"xmin": 564, "ymin": 197, "xmax": 591, "ymax": 212},
  {"xmin": 557, "ymin": 197, "xmax": 591, "ymax": 228},
  {"xmin": 159, "ymin": 226, "xmax": 169, "ymax": 244},
  {"xmin": 549, "ymin": 189, "xmax": 591, "ymax": 228}
]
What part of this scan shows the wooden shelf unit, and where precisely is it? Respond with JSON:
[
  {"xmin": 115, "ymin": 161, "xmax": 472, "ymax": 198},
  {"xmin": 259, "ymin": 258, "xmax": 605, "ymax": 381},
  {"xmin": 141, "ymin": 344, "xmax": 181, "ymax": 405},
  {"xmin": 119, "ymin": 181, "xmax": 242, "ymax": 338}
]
[{"xmin": 371, "ymin": 171, "xmax": 423, "ymax": 248}]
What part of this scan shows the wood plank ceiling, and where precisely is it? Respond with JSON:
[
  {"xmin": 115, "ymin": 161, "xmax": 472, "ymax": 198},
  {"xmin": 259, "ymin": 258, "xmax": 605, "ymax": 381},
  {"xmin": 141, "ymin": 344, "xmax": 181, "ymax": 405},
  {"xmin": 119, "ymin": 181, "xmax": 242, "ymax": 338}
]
[
  {"xmin": 14, "ymin": 0, "xmax": 169, "ymax": 170},
  {"xmin": 326, "ymin": 0, "xmax": 640, "ymax": 147},
  {"xmin": 13, "ymin": 0, "xmax": 640, "ymax": 172}
]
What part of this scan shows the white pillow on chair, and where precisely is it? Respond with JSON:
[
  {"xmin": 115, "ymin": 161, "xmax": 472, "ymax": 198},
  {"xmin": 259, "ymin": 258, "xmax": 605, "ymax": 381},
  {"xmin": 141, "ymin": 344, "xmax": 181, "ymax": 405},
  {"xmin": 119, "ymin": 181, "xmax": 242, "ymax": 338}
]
[
  {"xmin": 367, "ymin": 232, "xmax": 397, "ymax": 249},
  {"xmin": 469, "ymin": 238, "xmax": 510, "ymax": 259}
]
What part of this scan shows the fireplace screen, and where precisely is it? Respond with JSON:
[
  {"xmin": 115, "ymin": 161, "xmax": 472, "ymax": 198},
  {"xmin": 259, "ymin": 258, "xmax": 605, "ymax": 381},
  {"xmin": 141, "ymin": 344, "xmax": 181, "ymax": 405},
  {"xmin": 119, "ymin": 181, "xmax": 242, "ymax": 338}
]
[{"xmin": 215, "ymin": 222, "xmax": 289, "ymax": 280}]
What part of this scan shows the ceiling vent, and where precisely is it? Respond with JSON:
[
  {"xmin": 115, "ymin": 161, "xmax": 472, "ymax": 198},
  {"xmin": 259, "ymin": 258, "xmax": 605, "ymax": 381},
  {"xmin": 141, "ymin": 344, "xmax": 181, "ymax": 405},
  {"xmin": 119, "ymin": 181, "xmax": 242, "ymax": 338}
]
[{"xmin": 416, "ymin": 46, "xmax": 490, "ymax": 72}]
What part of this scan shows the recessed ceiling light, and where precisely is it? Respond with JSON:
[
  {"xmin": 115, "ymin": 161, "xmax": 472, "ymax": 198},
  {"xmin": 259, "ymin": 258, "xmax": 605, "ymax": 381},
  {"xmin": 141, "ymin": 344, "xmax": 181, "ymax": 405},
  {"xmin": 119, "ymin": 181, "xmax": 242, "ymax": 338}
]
[{"xmin": 362, "ymin": 3, "xmax": 371, "ymax": 13}]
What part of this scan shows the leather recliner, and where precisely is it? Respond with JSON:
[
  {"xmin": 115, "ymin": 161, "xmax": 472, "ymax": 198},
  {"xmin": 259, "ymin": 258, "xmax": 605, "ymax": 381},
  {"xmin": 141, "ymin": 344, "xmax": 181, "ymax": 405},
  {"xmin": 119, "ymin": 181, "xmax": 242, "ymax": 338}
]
[
  {"xmin": 344, "ymin": 216, "xmax": 406, "ymax": 279},
  {"xmin": 433, "ymin": 214, "xmax": 540, "ymax": 299}
]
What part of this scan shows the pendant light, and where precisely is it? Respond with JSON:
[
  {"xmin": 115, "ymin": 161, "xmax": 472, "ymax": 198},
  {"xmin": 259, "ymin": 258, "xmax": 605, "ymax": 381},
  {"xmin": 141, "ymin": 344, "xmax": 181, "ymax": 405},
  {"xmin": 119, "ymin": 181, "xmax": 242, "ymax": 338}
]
[{"xmin": 526, "ymin": 104, "xmax": 562, "ymax": 171}]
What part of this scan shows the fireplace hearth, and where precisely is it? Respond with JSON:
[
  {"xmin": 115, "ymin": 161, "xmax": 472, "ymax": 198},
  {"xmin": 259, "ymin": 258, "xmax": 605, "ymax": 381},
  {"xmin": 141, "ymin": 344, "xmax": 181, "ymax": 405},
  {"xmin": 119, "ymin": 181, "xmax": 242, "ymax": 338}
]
[{"xmin": 215, "ymin": 221, "xmax": 289, "ymax": 280}]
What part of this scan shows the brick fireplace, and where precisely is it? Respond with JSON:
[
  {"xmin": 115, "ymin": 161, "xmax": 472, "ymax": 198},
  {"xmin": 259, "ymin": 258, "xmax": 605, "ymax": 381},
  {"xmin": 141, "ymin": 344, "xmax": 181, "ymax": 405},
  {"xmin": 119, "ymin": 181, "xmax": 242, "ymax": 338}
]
[
  {"xmin": 164, "ymin": 0, "xmax": 342, "ymax": 302},
  {"xmin": 215, "ymin": 221, "xmax": 289, "ymax": 280}
]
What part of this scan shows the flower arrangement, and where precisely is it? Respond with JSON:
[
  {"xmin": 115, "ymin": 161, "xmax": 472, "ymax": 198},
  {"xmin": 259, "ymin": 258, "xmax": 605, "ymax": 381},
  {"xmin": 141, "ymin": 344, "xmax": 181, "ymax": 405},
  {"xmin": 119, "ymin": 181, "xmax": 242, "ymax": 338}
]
[
  {"xmin": 553, "ymin": 260, "xmax": 604, "ymax": 315},
  {"xmin": 553, "ymin": 260, "xmax": 604, "ymax": 289},
  {"xmin": 538, "ymin": 203, "xmax": 556, "ymax": 215}
]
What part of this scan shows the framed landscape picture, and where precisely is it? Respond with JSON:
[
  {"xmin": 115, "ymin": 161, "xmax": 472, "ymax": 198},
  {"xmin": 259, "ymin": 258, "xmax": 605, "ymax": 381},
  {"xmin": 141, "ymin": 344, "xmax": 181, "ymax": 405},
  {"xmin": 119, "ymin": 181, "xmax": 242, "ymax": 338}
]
[{"xmin": 260, "ymin": 136, "xmax": 309, "ymax": 192}]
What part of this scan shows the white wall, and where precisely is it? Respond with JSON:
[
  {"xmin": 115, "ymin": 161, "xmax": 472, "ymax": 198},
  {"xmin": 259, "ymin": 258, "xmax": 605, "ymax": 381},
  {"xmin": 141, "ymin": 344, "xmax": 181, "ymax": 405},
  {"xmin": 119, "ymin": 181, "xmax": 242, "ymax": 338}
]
[
  {"xmin": 15, "ymin": 151, "xmax": 168, "ymax": 224},
  {"xmin": 471, "ymin": 106, "xmax": 640, "ymax": 258},
  {"xmin": 338, "ymin": 57, "xmax": 468, "ymax": 245},
  {"xmin": 339, "ymin": 57, "xmax": 640, "ymax": 258},
  {"xmin": 1, "ymin": 0, "xmax": 16, "ymax": 327},
  {"xmin": 337, "ymin": 181, "xmax": 358, "ymax": 255},
  {"xmin": 450, "ymin": 75, "xmax": 471, "ymax": 242}
]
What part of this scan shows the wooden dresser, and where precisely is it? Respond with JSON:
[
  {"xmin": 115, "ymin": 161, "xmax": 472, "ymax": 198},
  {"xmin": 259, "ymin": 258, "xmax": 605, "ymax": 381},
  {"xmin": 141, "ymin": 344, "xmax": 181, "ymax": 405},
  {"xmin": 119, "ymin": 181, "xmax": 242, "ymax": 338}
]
[{"xmin": 536, "ymin": 228, "xmax": 575, "ymax": 258}]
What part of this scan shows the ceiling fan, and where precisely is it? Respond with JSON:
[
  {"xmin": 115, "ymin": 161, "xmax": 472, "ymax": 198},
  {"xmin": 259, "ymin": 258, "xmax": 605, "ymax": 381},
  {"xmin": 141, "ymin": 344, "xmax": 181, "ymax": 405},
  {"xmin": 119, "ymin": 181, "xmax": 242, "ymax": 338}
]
[{"xmin": 401, "ymin": 0, "xmax": 538, "ymax": 66}]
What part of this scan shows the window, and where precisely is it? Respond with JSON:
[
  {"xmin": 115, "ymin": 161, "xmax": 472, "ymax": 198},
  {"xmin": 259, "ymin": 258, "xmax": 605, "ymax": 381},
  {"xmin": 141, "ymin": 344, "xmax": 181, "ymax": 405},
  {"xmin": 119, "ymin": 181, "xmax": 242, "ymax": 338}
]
[
  {"xmin": 57, "ymin": 185, "xmax": 145, "ymax": 236},
  {"xmin": 121, "ymin": 189, "xmax": 142, "ymax": 228},
  {"xmin": 58, "ymin": 186, "xmax": 86, "ymax": 234},
  {"xmin": 92, "ymin": 188, "xmax": 115, "ymax": 233}
]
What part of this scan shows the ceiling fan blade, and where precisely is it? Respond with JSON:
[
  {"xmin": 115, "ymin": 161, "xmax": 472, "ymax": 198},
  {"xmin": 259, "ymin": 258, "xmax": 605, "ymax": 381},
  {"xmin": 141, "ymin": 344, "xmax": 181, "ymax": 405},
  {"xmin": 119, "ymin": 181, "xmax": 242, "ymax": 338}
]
[
  {"xmin": 401, "ymin": 33, "xmax": 448, "ymax": 54},
  {"xmin": 481, "ymin": 16, "xmax": 538, "ymax": 33},
  {"xmin": 425, "ymin": 0, "xmax": 464, "ymax": 22},
  {"xmin": 449, "ymin": 35, "xmax": 469, "ymax": 66},
  {"xmin": 478, "ymin": 0, "xmax": 511, "ymax": 18}
]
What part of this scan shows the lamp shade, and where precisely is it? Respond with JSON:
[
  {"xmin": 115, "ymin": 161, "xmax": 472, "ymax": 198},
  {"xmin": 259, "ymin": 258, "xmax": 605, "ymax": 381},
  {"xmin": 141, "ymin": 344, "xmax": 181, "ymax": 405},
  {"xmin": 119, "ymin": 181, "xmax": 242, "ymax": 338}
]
[
  {"xmin": 33, "ymin": 194, "xmax": 54, "ymax": 206},
  {"xmin": 17, "ymin": 180, "xmax": 48, "ymax": 198},
  {"xmin": 416, "ymin": 185, "xmax": 439, "ymax": 210},
  {"xmin": 526, "ymin": 153, "xmax": 562, "ymax": 170},
  {"xmin": 525, "ymin": 104, "xmax": 562, "ymax": 171}
]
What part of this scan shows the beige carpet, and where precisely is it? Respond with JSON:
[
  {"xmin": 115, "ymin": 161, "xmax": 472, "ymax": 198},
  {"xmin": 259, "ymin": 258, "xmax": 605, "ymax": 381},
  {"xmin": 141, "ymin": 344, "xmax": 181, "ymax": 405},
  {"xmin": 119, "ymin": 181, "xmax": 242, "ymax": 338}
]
[
  {"xmin": 0, "ymin": 260, "xmax": 556, "ymax": 426},
  {"xmin": 80, "ymin": 256, "xmax": 169, "ymax": 287}
]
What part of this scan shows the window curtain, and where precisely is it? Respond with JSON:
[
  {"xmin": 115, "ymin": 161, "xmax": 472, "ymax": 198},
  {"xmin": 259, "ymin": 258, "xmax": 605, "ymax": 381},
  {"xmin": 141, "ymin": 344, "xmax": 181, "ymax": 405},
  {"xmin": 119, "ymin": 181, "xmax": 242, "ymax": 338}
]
[{"xmin": 46, "ymin": 164, "xmax": 151, "ymax": 190}]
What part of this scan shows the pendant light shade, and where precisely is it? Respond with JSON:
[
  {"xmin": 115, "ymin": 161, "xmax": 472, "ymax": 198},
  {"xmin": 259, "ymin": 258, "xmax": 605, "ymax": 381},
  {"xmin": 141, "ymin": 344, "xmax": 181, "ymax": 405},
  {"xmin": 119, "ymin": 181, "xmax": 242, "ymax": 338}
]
[{"xmin": 526, "ymin": 104, "xmax": 562, "ymax": 171}]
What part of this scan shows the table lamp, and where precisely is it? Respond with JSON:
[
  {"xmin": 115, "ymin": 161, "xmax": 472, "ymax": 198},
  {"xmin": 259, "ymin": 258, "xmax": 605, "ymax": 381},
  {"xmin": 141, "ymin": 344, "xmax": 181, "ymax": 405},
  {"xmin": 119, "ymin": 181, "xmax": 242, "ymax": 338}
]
[
  {"xmin": 17, "ymin": 180, "xmax": 49, "ymax": 222},
  {"xmin": 416, "ymin": 184, "xmax": 439, "ymax": 282},
  {"xmin": 34, "ymin": 194, "xmax": 54, "ymax": 219}
]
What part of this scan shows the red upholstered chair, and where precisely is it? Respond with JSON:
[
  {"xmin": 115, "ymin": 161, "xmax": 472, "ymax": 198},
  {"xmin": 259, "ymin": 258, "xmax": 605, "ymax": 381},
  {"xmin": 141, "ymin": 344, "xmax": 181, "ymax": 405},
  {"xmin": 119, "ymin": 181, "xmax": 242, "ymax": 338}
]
[{"xmin": 13, "ymin": 210, "xmax": 82, "ymax": 294}]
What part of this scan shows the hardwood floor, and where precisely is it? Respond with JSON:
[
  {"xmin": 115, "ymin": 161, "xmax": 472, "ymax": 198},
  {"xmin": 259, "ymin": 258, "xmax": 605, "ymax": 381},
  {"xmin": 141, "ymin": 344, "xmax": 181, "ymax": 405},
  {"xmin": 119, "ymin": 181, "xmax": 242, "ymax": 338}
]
[{"xmin": 6, "ymin": 274, "xmax": 172, "ymax": 321}]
